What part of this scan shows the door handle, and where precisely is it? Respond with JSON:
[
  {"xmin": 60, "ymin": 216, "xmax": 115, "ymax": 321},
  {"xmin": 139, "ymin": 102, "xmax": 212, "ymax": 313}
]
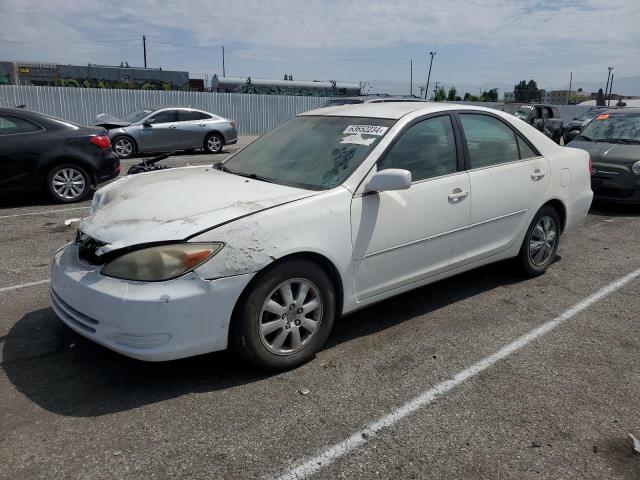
[
  {"xmin": 531, "ymin": 169, "xmax": 545, "ymax": 181},
  {"xmin": 448, "ymin": 188, "xmax": 469, "ymax": 203},
  {"xmin": 198, "ymin": 124, "xmax": 207, "ymax": 127},
  {"xmin": 169, "ymin": 125, "xmax": 177, "ymax": 129}
]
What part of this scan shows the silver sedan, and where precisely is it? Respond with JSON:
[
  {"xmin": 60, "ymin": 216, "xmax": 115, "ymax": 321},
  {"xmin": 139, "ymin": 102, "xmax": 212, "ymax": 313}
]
[{"xmin": 94, "ymin": 107, "xmax": 238, "ymax": 159}]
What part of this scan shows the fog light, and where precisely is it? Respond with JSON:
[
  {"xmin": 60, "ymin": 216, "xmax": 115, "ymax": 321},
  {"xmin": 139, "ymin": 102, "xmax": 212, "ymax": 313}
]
[
  {"xmin": 632, "ymin": 160, "xmax": 640, "ymax": 175},
  {"xmin": 116, "ymin": 333, "xmax": 171, "ymax": 349}
]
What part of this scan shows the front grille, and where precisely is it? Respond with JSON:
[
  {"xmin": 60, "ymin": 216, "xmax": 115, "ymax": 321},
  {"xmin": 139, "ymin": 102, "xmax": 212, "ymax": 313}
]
[
  {"xmin": 76, "ymin": 231, "xmax": 108, "ymax": 265},
  {"xmin": 50, "ymin": 288, "xmax": 99, "ymax": 333}
]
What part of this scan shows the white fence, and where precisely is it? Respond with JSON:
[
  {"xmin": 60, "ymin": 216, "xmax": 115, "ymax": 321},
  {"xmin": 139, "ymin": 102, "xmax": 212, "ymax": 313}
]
[
  {"xmin": 0, "ymin": 85, "xmax": 595, "ymax": 134},
  {"xmin": 0, "ymin": 85, "xmax": 327, "ymax": 134}
]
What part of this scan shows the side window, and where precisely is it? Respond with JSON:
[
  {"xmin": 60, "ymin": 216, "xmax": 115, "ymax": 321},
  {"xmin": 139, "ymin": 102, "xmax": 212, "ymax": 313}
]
[
  {"xmin": 542, "ymin": 107, "xmax": 553, "ymax": 119},
  {"xmin": 379, "ymin": 115, "xmax": 458, "ymax": 182},
  {"xmin": 179, "ymin": 110, "xmax": 211, "ymax": 121},
  {"xmin": 150, "ymin": 110, "xmax": 177, "ymax": 123},
  {"xmin": 516, "ymin": 134, "xmax": 539, "ymax": 159},
  {"xmin": 0, "ymin": 115, "xmax": 42, "ymax": 135},
  {"xmin": 459, "ymin": 114, "xmax": 520, "ymax": 168}
]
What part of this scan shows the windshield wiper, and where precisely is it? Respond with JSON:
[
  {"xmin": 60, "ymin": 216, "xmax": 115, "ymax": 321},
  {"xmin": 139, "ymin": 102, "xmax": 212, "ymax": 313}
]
[
  {"xmin": 224, "ymin": 168, "xmax": 275, "ymax": 184},
  {"xmin": 600, "ymin": 138, "xmax": 640, "ymax": 145},
  {"xmin": 212, "ymin": 161, "xmax": 228, "ymax": 172}
]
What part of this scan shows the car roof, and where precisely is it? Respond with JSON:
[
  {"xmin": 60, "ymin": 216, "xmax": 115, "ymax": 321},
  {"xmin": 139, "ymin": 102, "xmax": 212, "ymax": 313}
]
[
  {"xmin": 301, "ymin": 101, "xmax": 492, "ymax": 120},
  {"xmin": 599, "ymin": 107, "xmax": 640, "ymax": 115}
]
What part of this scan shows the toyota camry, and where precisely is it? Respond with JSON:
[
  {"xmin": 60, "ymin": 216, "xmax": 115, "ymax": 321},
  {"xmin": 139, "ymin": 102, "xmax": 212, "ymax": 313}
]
[{"xmin": 51, "ymin": 103, "xmax": 593, "ymax": 370}]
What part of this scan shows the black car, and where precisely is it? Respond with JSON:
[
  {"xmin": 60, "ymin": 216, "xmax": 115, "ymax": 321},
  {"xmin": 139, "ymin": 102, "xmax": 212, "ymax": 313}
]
[
  {"xmin": 0, "ymin": 107, "xmax": 120, "ymax": 203},
  {"xmin": 500, "ymin": 104, "xmax": 563, "ymax": 143},
  {"xmin": 567, "ymin": 108, "xmax": 640, "ymax": 204},
  {"xmin": 562, "ymin": 106, "xmax": 621, "ymax": 144}
]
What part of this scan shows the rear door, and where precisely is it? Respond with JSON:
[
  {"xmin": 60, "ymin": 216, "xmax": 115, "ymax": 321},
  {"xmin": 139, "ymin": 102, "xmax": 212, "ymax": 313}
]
[
  {"xmin": 455, "ymin": 112, "xmax": 550, "ymax": 260},
  {"xmin": 176, "ymin": 110, "xmax": 214, "ymax": 148},
  {"xmin": 137, "ymin": 109, "xmax": 179, "ymax": 151},
  {"xmin": 0, "ymin": 114, "xmax": 46, "ymax": 188}
]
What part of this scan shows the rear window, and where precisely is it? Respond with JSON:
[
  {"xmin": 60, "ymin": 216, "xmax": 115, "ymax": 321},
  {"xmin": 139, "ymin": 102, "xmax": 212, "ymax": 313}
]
[{"xmin": 0, "ymin": 115, "xmax": 43, "ymax": 135}]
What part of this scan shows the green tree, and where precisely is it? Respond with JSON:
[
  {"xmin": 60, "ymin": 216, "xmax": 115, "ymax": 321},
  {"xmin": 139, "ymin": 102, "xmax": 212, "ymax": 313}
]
[
  {"xmin": 447, "ymin": 86, "xmax": 457, "ymax": 101},
  {"xmin": 463, "ymin": 92, "xmax": 471, "ymax": 101},
  {"xmin": 480, "ymin": 88, "xmax": 499, "ymax": 102},
  {"xmin": 434, "ymin": 86, "xmax": 446, "ymax": 101},
  {"xmin": 514, "ymin": 80, "xmax": 539, "ymax": 102}
]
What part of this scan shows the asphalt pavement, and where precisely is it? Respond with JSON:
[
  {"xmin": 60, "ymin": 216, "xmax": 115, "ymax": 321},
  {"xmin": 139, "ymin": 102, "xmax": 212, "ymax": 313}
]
[{"xmin": 1, "ymin": 140, "xmax": 639, "ymax": 479}]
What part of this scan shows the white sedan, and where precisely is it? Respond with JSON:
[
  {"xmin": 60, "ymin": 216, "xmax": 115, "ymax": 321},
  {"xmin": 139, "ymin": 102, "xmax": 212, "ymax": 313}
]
[{"xmin": 50, "ymin": 103, "xmax": 593, "ymax": 370}]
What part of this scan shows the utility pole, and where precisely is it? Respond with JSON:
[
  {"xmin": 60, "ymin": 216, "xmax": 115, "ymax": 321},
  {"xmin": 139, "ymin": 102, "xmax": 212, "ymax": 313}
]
[
  {"xmin": 425, "ymin": 51, "xmax": 436, "ymax": 99},
  {"xmin": 608, "ymin": 73, "xmax": 614, "ymax": 106},
  {"xmin": 142, "ymin": 35, "xmax": 147, "ymax": 68},
  {"xmin": 567, "ymin": 71, "xmax": 572, "ymax": 104},
  {"xmin": 410, "ymin": 60, "xmax": 413, "ymax": 97},
  {"xmin": 222, "ymin": 46, "xmax": 226, "ymax": 77}
]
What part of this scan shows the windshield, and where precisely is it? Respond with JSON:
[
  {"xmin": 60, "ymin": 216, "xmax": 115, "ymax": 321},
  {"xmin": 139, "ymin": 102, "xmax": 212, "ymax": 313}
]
[
  {"xmin": 223, "ymin": 115, "xmax": 396, "ymax": 190},
  {"xmin": 123, "ymin": 109, "xmax": 154, "ymax": 123},
  {"xmin": 502, "ymin": 104, "xmax": 532, "ymax": 121},
  {"xmin": 580, "ymin": 113, "xmax": 640, "ymax": 142}
]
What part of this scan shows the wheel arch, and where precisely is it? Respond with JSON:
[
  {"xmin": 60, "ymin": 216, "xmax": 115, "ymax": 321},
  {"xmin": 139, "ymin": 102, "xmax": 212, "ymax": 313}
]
[
  {"xmin": 227, "ymin": 251, "xmax": 345, "ymax": 345},
  {"xmin": 541, "ymin": 198, "xmax": 567, "ymax": 232},
  {"xmin": 38, "ymin": 156, "xmax": 96, "ymax": 186},
  {"xmin": 204, "ymin": 130, "xmax": 225, "ymax": 146}
]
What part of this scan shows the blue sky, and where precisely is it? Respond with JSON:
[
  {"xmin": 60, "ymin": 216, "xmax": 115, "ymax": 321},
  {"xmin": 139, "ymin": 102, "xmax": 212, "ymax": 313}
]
[{"xmin": 2, "ymin": 0, "xmax": 639, "ymax": 94}]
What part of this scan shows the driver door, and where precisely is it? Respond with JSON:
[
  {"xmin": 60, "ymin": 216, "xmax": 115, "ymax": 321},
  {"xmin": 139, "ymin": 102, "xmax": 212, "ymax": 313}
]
[
  {"xmin": 137, "ymin": 109, "xmax": 180, "ymax": 151},
  {"xmin": 351, "ymin": 114, "xmax": 471, "ymax": 300}
]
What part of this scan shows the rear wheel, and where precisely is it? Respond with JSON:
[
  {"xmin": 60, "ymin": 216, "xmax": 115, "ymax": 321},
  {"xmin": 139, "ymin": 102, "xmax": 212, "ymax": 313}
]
[
  {"xmin": 112, "ymin": 135, "xmax": 137, "ymax": 159},
  {"xmin": 204, "ymin": 133, "xmax": 224, "ymax": 154},
  {"xmin": 45, "ymin": 164, "xmax": 91, "ymax": 203},
  {"xmin": 518, "ymin": 206, "xmax": 560, "ymax": 276},
  {"xmin": 232, "ymin": 259, "xmax": 336, "ymax": 371}
]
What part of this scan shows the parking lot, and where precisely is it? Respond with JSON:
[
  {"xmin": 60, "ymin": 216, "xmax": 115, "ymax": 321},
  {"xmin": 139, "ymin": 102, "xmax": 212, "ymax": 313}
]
[{"xmin": 1, "ymin": 137, "xmax": 639, "ymax": 479}]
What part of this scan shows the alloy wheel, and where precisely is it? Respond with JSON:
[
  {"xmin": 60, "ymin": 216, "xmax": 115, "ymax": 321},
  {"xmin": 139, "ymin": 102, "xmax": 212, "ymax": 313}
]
[
  {"xmin": 258, "ymin": 278, "xmax": 323, "ymax": 355},
  {"xmin": 114, "ymin": 138, "xmax": 133, "ymax": 157},
  {"xmin": 52, "ymin": 168, "xmax": 86, "ymax": 200},
  {"xmin": 529, "ymin": 216, "xmax": 557, "ymax": 266},
  {"xmin": 207, "ymin": 136, "xmax": 222, "ymax": 152}
]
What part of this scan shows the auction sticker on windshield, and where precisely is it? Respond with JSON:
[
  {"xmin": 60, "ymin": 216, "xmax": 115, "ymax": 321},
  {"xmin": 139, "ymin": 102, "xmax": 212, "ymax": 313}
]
[{"xmin": 343, "ymin": 125, "xmax": 389, "ymax": 136}]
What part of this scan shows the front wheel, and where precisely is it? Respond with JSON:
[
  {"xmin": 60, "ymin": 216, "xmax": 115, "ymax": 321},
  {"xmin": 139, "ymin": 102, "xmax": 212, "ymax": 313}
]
[
  {"xmin": 112, "ymin": 135, "xmax": 137, "ymax": 159},
  {"xmin": 518, "ymin": 206, "xmax": 561, "ymax": 277},
  {"xmin": 45, "ymin": 164, "xmax": 91, "ymax": 203},
  {"xmin": 232, "ymin": 259, "xmax": 336, "ymax": 371}
]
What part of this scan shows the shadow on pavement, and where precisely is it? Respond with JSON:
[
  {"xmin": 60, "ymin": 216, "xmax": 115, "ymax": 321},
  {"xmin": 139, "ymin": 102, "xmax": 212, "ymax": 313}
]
[{"xmin": 2, "ymin": 260, "xmax": 529, "ymax": 418}]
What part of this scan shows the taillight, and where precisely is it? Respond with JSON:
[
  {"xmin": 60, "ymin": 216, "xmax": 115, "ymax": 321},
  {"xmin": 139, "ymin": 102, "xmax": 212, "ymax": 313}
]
[
  {"xmin": 588, "ymin": 155, "xmax": 593, "ymax": 175},
  {"xmin": 90, "ymin": 135, "xmax": 111, "ymax": 149}
]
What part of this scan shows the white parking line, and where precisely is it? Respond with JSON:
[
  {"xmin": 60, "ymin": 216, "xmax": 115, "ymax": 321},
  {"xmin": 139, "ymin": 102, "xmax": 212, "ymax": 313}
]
[
  {"xmin": 0, "ymin": 206, "xmax": 89, "ymax": 220},
  {"xmin": 272, "ymin": 268, "xmax": 640, "ymax": 480},
  {"xmin": 0, "ymin": 279, "xmax": 50, "ymax": 293}
]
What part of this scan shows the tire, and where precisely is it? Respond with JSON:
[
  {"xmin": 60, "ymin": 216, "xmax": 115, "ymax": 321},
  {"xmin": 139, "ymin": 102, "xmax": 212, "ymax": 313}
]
[
  {"xmin": 204, "ymin": 133, "xmax": 224, "ymax": 154},
  {"xmin": 232, "ymin": 259, "xmax": 337, "ymax": 371},
  {"xmin": 112, "ymin": 135, "xmax": 137, "ymax": 159},
  {"xmin": 45, "ymin": 164, "xmax": 92, "ymax": 203},
  {"xmin": 518, "ymin": 205, "xmax": 561, "ymax": 277}
]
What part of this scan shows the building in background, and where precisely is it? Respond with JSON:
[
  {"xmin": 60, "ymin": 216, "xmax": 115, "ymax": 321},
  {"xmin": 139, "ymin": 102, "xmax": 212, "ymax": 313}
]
[
  {"xmin": 211, "ymin": 75, "xmax": 362, "ymax": 97},
  {"xmin": 503, "ymin": 91, "xmax": 515, "ymax": 102},
  {"xmin": 0, "ymin": 61, "xmax": 189, "ymax": 90}
]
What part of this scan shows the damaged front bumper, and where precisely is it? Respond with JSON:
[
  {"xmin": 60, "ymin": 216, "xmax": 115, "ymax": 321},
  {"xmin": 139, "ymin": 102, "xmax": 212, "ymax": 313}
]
[{"xmin": 50, "ymin": 243, "xmax": 254, "ymax": 361}]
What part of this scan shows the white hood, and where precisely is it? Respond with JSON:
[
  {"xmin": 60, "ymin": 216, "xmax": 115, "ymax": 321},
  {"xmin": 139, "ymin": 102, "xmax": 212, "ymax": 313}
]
[{"xmin": 81, "ymin": 166, "xmax": 314, "ymax": 252}]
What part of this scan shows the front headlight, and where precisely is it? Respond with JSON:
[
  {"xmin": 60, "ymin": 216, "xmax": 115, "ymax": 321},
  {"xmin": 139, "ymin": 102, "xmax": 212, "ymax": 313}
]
[
  {"xmin": 101, "ymin": 242, "xmax": 223, "ymax": 281},
  {"xmin": 632, "ymin": 160, "xmax": 640, "ymax": 175}
]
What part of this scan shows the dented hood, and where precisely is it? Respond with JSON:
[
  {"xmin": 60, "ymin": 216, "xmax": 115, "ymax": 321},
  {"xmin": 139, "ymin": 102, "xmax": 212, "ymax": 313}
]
[{"xmin": 81, "ymin": 166, "xmax": 314, "ymax": 252}]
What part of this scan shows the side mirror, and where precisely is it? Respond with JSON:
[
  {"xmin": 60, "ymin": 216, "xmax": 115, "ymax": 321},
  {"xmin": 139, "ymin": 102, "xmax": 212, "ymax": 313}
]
[
  {"xmin": 143, "ymin": 118, "xmax": 156, "ymax": 127},
  {"xmin": 366, "ymin": 169, "xmax": 412, "ymax": 192}
]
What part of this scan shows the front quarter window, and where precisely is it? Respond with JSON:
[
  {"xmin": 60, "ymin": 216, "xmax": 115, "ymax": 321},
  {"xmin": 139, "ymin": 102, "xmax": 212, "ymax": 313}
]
[{"xmin": 223, "ymin": 115, "xmax": 395, "ymax": 190}]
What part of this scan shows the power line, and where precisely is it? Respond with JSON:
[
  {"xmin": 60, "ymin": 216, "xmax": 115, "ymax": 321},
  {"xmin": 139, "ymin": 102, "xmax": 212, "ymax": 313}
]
[{"xmin": 0, "ymin": 37, "xmax": 138, "ymax": 45}]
